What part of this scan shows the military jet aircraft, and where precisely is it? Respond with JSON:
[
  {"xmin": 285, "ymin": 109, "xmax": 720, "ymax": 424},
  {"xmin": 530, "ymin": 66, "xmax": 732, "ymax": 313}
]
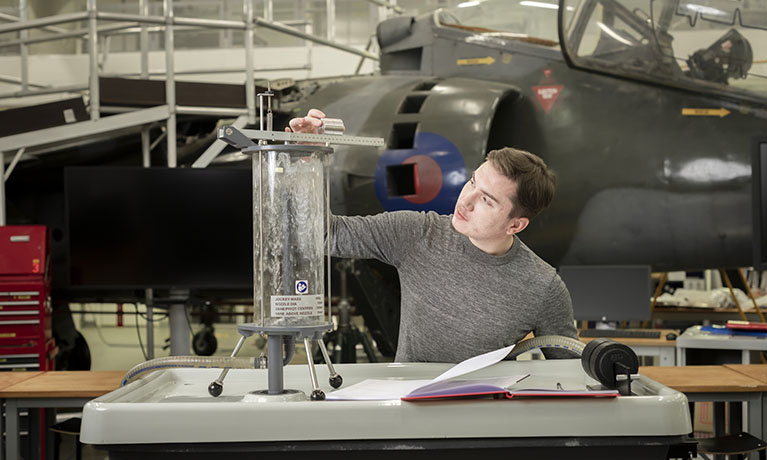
[
  {"xmin": 272, "ymin": 0, "xmax": 766, "ymax": 273},
  {"xmin": 4, "ymin": 0, "xmax": 766, "ymax": 358},
  {"xmin": 256, "ymin": 0, "xmax": 767, "ymax": 356}
]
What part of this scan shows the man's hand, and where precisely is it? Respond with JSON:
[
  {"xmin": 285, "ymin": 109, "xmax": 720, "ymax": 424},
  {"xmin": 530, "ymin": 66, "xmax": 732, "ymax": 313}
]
[{"xmin": 287, "ymin": 108, "xmax": 326, "ymax": 134}]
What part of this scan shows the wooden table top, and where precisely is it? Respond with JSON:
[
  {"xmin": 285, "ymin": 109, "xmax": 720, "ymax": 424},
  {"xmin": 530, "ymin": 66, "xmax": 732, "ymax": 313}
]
[
  {"xmin": 0, "ymin": 372, "xmax": 42, "ymax": 391},
  {"xmin": 0, "ymin": 370, "xmax": 125, "ymax": 398},
  {"xmin": 725, "ymin": 364, "xmax": 767, "ymax": 384},
  {"xmin": 640, "ymin": 365, "xmax": 767, "ymax": 393}
]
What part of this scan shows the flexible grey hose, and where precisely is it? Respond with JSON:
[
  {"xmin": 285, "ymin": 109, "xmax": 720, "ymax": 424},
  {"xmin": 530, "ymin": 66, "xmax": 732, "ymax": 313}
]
[
  {"xmin": 508, "ymin": 335, "xmax": 585, "ymax": 359},
  {"xmin": 122, "ymin": 356, "xmax": 256, "ymax": 386}
]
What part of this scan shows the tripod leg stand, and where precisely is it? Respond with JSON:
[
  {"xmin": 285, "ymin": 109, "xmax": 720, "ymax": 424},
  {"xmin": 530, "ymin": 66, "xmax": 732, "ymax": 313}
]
[
  {"xmin": 316, "ymin": 337, "xmax": 343, "ymax": 388},
  {"xmin": 355, "ymin": 326, "xmax": 379, "ymax": 363},
  {"xmin": 208, "ymin": 335, "xmax": 247, "ymax": 396}
]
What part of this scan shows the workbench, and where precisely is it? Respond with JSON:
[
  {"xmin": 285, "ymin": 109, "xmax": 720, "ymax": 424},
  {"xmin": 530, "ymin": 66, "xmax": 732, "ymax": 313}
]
[
  {"xmin": 80, "ymin": 360, "xmax": 693, "ymax": 460},
  {"xmin": 0, "ymin": 370, "xmax": 123, "ymax": 460},
  {"xmin": 641, "ymin": 365, "xmax": 767, "ymax": 443},
  {"xmin": 676, "ymin": 325, "xmax": 767, "ymax": 365}
]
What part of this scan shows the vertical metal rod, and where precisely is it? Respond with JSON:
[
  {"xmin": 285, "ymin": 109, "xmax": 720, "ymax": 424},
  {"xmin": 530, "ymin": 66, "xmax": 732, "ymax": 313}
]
[
  {"xmin": 164, "ymin": 0, "xmax": 177, "ymax": 167},
  {"xmin": 252, "ymin": 155, "xmax": 258, "ymax": 323},
  {"xmin": 140, "ymin": 129, "xmax": 151, "ymax": 166},
  {"xmin": 266, "ymin": 81, "xmax": 272, "ymax": 131},
  {"xmin": 0, "ymin": 151, "xmax": 6, "ymax": 226},
  {"xmin": 258, "ymin": 153, "xmax": 264, "ymax": 326},
  {"xmin": 264, "ymin": 0, "xmax": 273, "ymax": 22},
  {"xmin": 256, "ymin": 92, "xmax": 265, "ymax": 326},
  {"xmin": 258, "ymin": 94, "xmax": 264, "ymax": 130},
  {"xmin": 305, "ymin": 10, "xmax": 313, "ymax": 68},
  {"xmin": 139, "ymin": 0, "xmax": 150, "ymax": 166},
  {"xmin": 325, "ymin": 0, "xmax": 335, "ymax": 41},
  {"xmin": 168, "ymin": 303, "xmax": 190, "ymax": 355},
  {"xmin": 268, "ymin": 335, "xmax": 284, "ymax": 394},
  {"xmin": 221, "ymin": 1, "xmax": 231, "ymax": 48},
  {"xmin": 244, "ymin": 0, "xmax": 256, "ymax": 125},
  {"xmin": 6, "ymin": 399, "xmax": 19, "ymax": 459},
  {"xmin": 100, "ymin": 35, "xmax": 111, "ymax": 71},
  {"xmin": 19, "ymin": 0, "xmax": 28, "ymax": 93},
  {"xmin": 87, "ymin": 0, "xmax": 100, "ymax": 120},
  {"xmin": 145, "ymin": 288, "xmax": 154, "ymax": 359},
  {"xmin": 326, "ymin": 158, "xmax": 331, "ymax": 325},
  {"xmin": 139, "ymin": 0, "xmax": 149, "ymax": 76}
]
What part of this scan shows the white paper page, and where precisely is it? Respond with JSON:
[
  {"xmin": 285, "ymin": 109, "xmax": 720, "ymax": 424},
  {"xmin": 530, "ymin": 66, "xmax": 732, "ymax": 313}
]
[
  {"xmin": 326, "ymin": 379, "xmax": 433, "ymax": 401},
  {"xmin": 406, "ymin": 375, "xmax": 528, "ymax": 397},
  {"xmin": 431, "ymin": 344, "xmax": 515, "ymax": 383}
]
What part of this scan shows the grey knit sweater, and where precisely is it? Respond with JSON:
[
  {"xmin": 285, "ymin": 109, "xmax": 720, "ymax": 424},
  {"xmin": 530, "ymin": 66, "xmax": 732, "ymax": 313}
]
[{"xmin": 330, "ymin": 210, "xmax": 578, "ymax": 363}]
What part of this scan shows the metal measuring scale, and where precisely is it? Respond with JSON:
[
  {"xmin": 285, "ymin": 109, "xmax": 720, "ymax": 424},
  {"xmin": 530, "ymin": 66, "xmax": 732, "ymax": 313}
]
[{"xmin": 209, "ymin": 83, "xmax": 384, "ymax": 401}]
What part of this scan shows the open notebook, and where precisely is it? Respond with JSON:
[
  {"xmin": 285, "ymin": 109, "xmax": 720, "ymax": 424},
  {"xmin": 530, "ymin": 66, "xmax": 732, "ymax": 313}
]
[{"xmin": 325, "ymin": 344, "xmax": 619, "ymax": 401}]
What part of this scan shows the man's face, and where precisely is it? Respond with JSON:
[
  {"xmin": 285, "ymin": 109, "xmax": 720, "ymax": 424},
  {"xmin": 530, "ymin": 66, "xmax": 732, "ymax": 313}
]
[{"xmin": 451, "ymin": 161, "xmax": 527, "ymax": 243}]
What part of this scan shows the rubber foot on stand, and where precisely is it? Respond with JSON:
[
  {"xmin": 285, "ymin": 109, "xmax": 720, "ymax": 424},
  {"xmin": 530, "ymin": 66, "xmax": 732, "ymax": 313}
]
[
  {"xmin": 329, "ymin": 374, "xmax": 343, "ymax": 389},
  {"xmin": 208, "ymin": 381, "xmax": 223, "ymax": 397}
]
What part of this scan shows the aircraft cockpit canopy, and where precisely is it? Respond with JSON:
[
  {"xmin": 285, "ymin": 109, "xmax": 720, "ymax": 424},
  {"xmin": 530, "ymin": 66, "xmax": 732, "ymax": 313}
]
[
  {"xmin": 560, "ymin": 0, "xmax": 766, "ymax": 103},
  {"xmin": 438, "ymin": 0, "xmax": 765, "ymax": 103}
]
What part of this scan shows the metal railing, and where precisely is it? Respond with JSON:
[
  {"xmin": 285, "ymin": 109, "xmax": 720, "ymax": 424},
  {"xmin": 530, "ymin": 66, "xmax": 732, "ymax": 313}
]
[
  {"xmin": 0, "ymin": 1, "xmax": 383, "ymax": 100},
  {"xmin": 0, "ymin": 0, "xmax": 392, "ymax": 227},
  {"xmin": 0, "ymin": 0, "xmax": 382, "ymax": 152}
]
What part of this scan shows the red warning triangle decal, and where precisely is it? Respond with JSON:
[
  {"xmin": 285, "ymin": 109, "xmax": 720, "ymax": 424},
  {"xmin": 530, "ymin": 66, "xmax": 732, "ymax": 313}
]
[{"xmin": 532, "ymin": 85, "xmax": 563, "ymax": 114}]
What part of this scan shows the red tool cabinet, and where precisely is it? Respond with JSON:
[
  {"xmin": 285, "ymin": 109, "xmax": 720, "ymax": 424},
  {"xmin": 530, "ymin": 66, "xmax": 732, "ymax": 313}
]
[{"xmin": 0, "ymin": 225, "xmax": 55, "ymax": 371}]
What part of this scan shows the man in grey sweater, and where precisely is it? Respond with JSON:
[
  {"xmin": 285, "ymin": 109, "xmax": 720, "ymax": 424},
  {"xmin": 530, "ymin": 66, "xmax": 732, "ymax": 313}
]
[{"xmin": 289, "ymin": 109, "xmax": 578, "ymax": 363}]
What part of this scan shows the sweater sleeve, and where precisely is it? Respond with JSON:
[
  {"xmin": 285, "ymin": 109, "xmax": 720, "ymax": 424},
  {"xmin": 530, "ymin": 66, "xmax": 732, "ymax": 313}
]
[
  {"xmin": 534, "ymin": 273, "xmax": 580, "ymax": 359},
  {"xmin": 329, "ymin": 211, "xmax": 429, "ymax": 267}
]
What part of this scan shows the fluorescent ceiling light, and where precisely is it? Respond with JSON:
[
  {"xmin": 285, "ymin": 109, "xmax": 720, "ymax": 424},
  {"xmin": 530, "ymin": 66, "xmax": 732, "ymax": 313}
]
[
  {"xmin": 457, "ymin": 1, "xmax": 480, "ymax": 7},
  {"xmin": 520, "ymin": 1, "xmax": 559, "ymax": 9},
  {"xmin": 684, "ymin": 3, "xmax": 726, "ymax": 16}
]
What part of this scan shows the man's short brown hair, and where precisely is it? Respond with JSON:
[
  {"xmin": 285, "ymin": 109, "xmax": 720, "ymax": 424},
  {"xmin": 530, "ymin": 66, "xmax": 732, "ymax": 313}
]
[{"xmin": 485, "ymin": 147, "xmax": 557, "ymax": 219}]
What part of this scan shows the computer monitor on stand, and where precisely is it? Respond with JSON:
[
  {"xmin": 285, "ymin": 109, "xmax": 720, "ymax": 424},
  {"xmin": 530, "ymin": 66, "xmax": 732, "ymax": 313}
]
[
  {"xmin": 558, "ymin": 265, "xmax": 652, "ymax": 323},
  {"xmin": 65, "ymin": 167, "xmax": 253, "ymax": 356}
]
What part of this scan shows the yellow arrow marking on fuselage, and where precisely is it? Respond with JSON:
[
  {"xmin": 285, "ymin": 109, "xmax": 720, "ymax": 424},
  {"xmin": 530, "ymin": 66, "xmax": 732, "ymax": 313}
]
[
  {"xmin": 681, "ymin": 108, "xmax": 731, "ymax": 118},
  {"xmin": 457, "ymin": 56, "xmax": 496, "ymax": 66}
]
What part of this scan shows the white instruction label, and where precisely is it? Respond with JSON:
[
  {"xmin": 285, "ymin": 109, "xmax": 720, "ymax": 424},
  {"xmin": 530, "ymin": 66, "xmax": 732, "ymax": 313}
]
[{"xmin": 271, "ymin": 295, "xmax": 324, "ymax": 317}]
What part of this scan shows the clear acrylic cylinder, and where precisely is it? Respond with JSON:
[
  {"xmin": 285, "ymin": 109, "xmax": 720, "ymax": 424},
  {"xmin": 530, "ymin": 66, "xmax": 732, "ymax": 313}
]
[{"xmin": 248, "ymin": 144, "xmax": 332, "ymax": 328}]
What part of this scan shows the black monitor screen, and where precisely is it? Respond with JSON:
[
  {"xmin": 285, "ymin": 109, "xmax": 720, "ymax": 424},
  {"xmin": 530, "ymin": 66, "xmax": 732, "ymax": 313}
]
[
  {"xmin": 558, "ymin": 265, "xmax": 651, "ymax": 322},
  {"xmin": 65, "ymin": 167, "xmax": 252, "ymax": 289}
]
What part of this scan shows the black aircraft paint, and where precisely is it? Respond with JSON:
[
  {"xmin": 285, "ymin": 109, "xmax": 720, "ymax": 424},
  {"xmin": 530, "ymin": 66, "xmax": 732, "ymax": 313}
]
[
  {"xmin": 274, "ymin": 0, "xmax": 766, "ymax": 272},
  {"xmin": 5, "ymin": 0, "xmax": 766, "ymax": 358}
]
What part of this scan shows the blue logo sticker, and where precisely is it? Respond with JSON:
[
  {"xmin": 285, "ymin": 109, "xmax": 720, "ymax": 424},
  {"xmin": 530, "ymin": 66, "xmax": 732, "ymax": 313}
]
[{"xmin": 295, "ymin": 280, "xmax": 308, "ymax": 294}]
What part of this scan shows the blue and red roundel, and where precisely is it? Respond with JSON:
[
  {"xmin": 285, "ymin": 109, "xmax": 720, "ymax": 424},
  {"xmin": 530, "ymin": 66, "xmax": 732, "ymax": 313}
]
[{"xmin": 374, "ymin": 132, "xmax": 466, "ymax": 215}]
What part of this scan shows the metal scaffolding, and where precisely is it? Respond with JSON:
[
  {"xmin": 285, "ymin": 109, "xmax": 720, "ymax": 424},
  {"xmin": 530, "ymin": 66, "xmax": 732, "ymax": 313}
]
[{"xmin": 0, "ymin": 0, "xmax": 386, "ymax": 225}]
